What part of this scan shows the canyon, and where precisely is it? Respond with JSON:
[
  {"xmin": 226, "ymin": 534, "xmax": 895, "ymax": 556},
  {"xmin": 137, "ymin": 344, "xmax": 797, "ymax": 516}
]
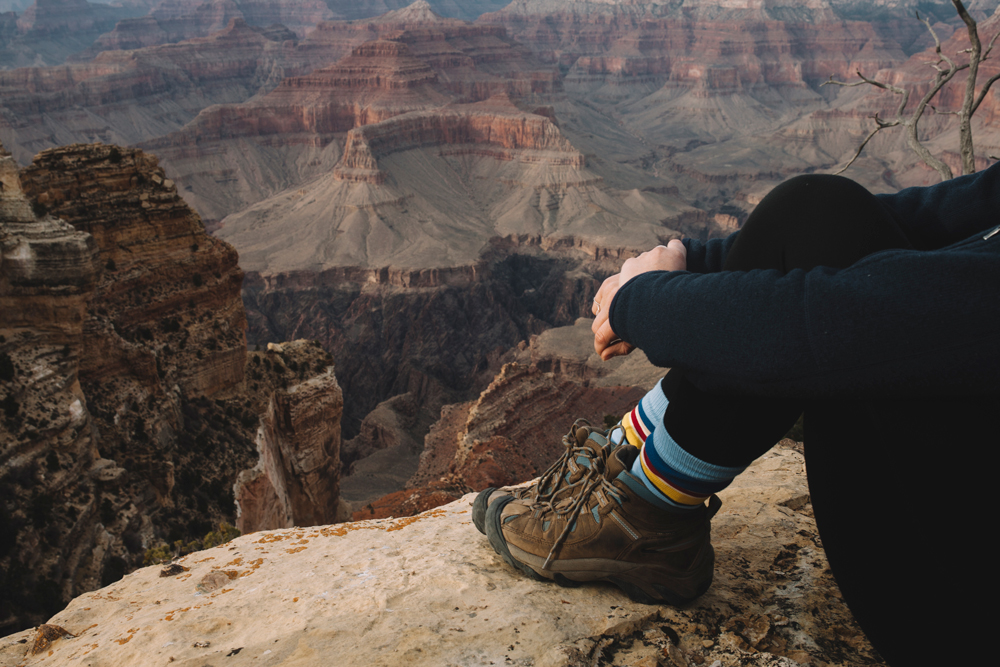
[{"xmin": 2, "ymin": 0, "xmax": 1000, "ymax": 651}]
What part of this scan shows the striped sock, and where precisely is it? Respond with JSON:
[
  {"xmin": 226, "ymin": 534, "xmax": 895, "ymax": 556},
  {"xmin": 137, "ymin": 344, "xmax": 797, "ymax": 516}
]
[
  {"xmin": 610, "ymin": 381, "xmax": 668, "ymax": 447},
  {"xmin": 630, "ymin": 425, "xmax": 744, "ymax": 508}
]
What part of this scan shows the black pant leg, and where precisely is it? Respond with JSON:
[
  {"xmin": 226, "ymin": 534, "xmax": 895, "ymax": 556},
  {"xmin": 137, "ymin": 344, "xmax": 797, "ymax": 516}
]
[
  {"xmin": 804, "ymin": 393, "xmax": 993, "ymax": 666},
  {"xmin": 662, "ymin": 174, "xmax": 910, "ymax": 466}
]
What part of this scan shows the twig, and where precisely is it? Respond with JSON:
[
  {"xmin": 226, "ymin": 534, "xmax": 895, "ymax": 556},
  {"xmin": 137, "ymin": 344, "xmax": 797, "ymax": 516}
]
[{"xmin": 832, "ymin": 122, "xmax": 892, "ymax": 174}]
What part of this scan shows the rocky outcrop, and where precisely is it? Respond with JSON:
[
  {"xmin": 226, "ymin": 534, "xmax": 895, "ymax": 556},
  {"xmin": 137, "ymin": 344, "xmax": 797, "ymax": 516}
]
[
  {"xmin": 2, "ymin": 142, "xmax": 345, "ymax": 635},
  {"xmin": 234, "ymin": 341, "xmax": 346, "ymax": 534},
  {"xmin": 0, "ymin": 443, "xmax": 884, "ymax": 667},
  {"xmin": 0, "ymin": 139, "xmax": 105, "ymax": 634},
  {"xmin": 353, "ymin": 317, "xmax": 655, "ymax": 520},
  {"xmin": 20, "ymin": 144, "xmax": 246, "ymax": 398}
]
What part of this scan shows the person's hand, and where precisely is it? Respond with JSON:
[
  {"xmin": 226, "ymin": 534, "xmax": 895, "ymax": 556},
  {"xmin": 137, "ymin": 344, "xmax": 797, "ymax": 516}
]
[{"xmin": 591, "ymin": 240, "xmax": 687, "ymax": 361}]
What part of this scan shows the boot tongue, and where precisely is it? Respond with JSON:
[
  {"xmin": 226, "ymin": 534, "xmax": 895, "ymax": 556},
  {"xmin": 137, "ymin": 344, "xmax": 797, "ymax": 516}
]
[
  {"xmin": 607, "ymin": 444, "xmax": 638, "ymax": 479},
  {"xmin": 573, "ymin": 431, "xmax": 610, "ymax": 470}
]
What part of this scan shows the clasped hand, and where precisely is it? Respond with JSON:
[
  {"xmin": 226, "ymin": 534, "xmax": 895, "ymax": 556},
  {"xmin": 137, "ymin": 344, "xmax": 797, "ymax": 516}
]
[{"xmin": 591, "ymin": 239, "xmax": 687, "ymax": 360}]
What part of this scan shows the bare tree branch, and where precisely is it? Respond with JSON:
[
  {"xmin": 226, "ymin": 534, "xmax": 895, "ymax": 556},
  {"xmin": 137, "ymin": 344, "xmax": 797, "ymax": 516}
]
[
  {"xmin": 832, "ymin": 117, "xmax": 899, "ymax": 175},
  {"xmin": 953, "ymin": 0, "xmax": 981, "ymax": 174},
  {"xmin": 971, "ymin": 70, "xmax": 1000, "ymax": 115},
  {"xmin": 982, "ymin": 28, "xmax": 1000, "ymax": 62},
  {"xmin": 834, "ymin": 2, "xmax": 994, "ymax": 179}
]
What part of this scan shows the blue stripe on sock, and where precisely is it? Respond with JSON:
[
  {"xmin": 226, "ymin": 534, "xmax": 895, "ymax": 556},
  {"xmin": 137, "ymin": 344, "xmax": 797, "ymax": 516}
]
[
  {"xmin": 635, "ymin": 400, "xmax": 654, "ymax": 437},
  {"xmin": 655, "ymin": 426, "xmax": 745, "ymax": 482},
  {"xmin": 636, "ymin": 382, "xmax": 668, "ymax": 434},
  {"xmin": 642, "ymin": 438, "xmax": 728, "ymax": 495}
]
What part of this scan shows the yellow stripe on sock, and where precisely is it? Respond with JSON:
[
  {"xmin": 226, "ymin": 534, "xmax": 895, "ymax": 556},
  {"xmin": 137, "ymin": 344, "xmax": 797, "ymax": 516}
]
[
  {"xmin": 621, "ymin": 412, "xmax": 645, "ymax": 448},
  {"xmin": 639, "ymin": 452, "xmax": 705, "ymax": 506}
]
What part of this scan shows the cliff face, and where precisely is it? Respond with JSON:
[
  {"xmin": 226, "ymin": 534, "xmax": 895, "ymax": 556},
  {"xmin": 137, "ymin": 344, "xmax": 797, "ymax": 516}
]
[
  {"xmin": 234, "ymin": 341, "xmax": 345, "ymax": 534},
  {"xmin": 1, "ymin": 142, "xmax": 345, "ymax": 635},
  {"xmin": 0, "ymin": 18, "xmax": 304, "ymax": 163},
  {"xmin": 354, "ymin": 317, "xmax": 656, "ymax": 520}
]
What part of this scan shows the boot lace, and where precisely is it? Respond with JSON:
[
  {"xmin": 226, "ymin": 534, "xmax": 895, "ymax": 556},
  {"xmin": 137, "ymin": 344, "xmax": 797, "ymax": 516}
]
[
  {"xmin": 528, "ymin": 418, "xmax": 606, "ymax": 506},
  {"xmin": 530, "ymin": 426, "xmax": 628, "ymax": 570}
]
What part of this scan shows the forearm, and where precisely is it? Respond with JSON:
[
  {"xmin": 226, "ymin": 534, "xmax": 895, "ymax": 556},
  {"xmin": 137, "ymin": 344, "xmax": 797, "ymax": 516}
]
[{"xmin": 609, "ymin": 245, "xmax": 1000, "ymax": 398}]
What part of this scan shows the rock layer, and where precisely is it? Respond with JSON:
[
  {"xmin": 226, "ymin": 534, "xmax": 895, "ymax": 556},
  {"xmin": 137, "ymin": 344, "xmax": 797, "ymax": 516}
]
[
  {"xmin": 2, "ymin": 142, "xmax": 345, "ymax": 635},
  {"xmin": 235, "ymin": 341, "xmax": 345, "ymax": 534}
]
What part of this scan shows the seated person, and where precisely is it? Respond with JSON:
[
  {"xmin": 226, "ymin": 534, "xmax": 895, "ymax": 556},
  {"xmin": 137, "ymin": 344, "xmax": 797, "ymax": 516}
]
[{"xmin": 475, "ymin": 164, "xmax": 1000, "ymax": 666}]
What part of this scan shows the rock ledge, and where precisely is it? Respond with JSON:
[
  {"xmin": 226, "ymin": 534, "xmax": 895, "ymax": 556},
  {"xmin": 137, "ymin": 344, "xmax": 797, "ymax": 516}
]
[{"xmin": 0, "ymin": 444, "xmax": 882, "ymax": 667}]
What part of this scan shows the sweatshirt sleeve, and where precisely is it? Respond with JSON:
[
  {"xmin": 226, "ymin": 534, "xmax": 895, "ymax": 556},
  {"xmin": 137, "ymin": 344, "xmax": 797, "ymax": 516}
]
[
  {"xmin": 682, "ymin": 233, "xmax": 740, "ymax": 273},
  {"xmin": 875, "ymin": 162, "xmax": 1000, "ymax": 249},
  {"xmin": 608, "ymin": 239, "xmax": 1000, "ymax": 399}
]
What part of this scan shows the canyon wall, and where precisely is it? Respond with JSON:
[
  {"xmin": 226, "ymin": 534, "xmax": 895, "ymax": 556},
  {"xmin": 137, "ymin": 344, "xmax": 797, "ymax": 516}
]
[
  {"xmin": 1, "ymin": 142, "xmax": 344, "ymax": 635},
  {"xmin": 0, "ymin": 0, "xmax": 145, "ymax": 68}
]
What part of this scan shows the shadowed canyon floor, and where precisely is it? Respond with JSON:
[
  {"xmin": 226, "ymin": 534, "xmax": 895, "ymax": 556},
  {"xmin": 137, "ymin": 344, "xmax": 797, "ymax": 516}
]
[{"xmin": 0, "ymin": 443, "xmax": 884, "ymax": 667}]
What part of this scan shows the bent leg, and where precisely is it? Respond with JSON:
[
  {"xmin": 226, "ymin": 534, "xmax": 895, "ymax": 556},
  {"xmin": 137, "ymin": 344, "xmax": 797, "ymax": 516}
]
[{"xmin": 661, "ymin": 174, "xmax": 910, "ymax": 467}]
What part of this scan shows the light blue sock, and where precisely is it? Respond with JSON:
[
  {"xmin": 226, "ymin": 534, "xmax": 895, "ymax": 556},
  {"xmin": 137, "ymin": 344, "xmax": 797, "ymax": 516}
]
[
  {"xmin": 610, "ymin": 379, "xmax": 668, "ymax": 446},
  {"xmin": 630, "ymin": 422, "xmax": 746, "ymax": 509}
]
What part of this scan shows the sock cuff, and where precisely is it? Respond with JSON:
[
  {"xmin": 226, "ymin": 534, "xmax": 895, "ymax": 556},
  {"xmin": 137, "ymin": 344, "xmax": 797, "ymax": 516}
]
[
  {"xmin": 641, "ymin": 380, "xmax": 669, "ymax": 424},
  {"xmin": 651, "ymin": 427, "xmax": 746, "ymax": 482}
]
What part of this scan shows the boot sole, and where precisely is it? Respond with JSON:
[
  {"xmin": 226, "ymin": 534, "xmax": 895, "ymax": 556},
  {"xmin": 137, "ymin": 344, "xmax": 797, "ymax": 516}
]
[
  {"xmin": 472, "ymin": 487, "xmax": 497, "ymax": 535},
  {"xmin": 485, "ymin": 496, "xmax": 712, "ymax": 606}
]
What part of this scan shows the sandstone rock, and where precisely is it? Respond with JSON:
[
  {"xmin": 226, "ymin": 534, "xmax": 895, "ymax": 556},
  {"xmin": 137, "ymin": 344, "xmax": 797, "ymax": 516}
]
[
  {"xmin": 360, "ymin": 317, "xmax": 656, "ymax": 519},
  {"xmin": 234, "ymin": 341, "xmax": 344, "ymax": 533},
  {"xmin": 2, "ymin": 142, "xmax": 345, "ymax": 635},
  {"xmin": 0, "ymin": 443, "xmax": 884, "ymax": 667}
]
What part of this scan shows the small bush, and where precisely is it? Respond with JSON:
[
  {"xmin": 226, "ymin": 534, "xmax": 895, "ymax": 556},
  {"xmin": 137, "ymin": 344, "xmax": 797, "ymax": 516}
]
[
  {"xmin": 30, "ymin": 493, "xmax": 54, "ymax": 527},
  {"xmin": 144, "ymin": 543, "xmax": 173, "ymax": 566},
  {"xmin": 105, "ymin": 258, "xmax": 116, "ymax": 272},
  {"xmin": 31, "ymin": 200, "xmax": 47, "ymax": 218},
  {"xmin": 0, "ymin": 352, "xmax": 14, "ymax": 382},
  {"xmin": 192, "ymin": 274, "xmax": 203, "ymax": 288},
  {"xmin": 108, "ymin": 146, "xmax": 122, "ymax": 164},
  {"xmin": 2, "ymin": 395, "xmax": 20, "ymax": 421}
]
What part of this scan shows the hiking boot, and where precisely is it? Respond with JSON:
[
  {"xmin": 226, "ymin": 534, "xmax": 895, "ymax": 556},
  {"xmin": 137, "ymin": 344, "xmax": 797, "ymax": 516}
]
[
  {"xmin": 483, "ymin": 444, "xmax": 721, "ymax": 605},
  {"xmin": 472, "ymin": 420, "xmax": 619, "ymax": 534}
]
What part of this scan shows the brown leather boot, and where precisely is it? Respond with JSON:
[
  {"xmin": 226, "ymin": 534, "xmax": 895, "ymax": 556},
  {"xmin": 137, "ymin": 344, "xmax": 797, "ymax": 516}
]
[
  {"xmin": 484, "ymin": 444, "xmax": 721, "ymax": 605},
  {"xmin": 472, "ymin": 420, "xmax": 618, "ymax": 534}
]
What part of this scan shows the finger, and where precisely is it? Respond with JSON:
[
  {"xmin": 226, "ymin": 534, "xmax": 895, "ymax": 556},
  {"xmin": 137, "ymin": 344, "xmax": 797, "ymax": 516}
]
[
  {"xmin": 592, "ymin": 306, "xmax": 609, "ymax": 337},
  {"xmin": 667, "ymin": 238, "xmax": 686, "ymax": 257},
  {"xmin": 592, "ymin": 274, "xmax": 619, "ymax": 331},
  {"xmin": 592, "ymin": 317, "xmax": 618, "ymax": 355},
  {"xmin": 601, "ymin": 341, "xmax": 635, "ymax": 361}
]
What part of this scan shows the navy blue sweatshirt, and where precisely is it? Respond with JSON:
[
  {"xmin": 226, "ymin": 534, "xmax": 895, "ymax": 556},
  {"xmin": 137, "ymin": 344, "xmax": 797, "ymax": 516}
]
[{"xmin": 608, "ymin": 163, "xmax": 1000, "ymax": 399}]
